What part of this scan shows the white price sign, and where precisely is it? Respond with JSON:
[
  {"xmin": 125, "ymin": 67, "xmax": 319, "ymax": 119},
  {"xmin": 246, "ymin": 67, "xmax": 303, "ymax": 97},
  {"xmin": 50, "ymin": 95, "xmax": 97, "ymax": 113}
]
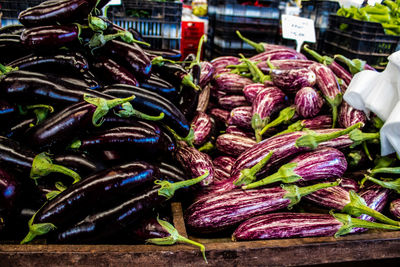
[{"xmin": 281, "ymin": 15, "xmax": 316, "ymax": 52}]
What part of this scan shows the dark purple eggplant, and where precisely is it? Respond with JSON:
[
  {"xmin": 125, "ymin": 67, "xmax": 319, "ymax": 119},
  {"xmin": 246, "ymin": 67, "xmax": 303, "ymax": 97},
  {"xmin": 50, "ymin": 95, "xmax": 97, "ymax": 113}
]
[
  {"xmin": 390, "ymin": 199, "xmax": 400, "ymax": 219},
  {"xmin": 294, "ymin": 87, "xmax": 324, "ymax": 118},
  {"xmin": 241, "ymin": 147, "xmax": 347, "ymax": 188},
  {"xmin": 53, "ymin": 173, "xmax": 208, "ymax": 243},
  {"xmin": 102, "ymin": 85, "xmax": 190, "ymax": 137},
  {"xmin": 0, "ymin": 24, "xmax": 25, "ymax": 35},
  {"xmin": 52, "ymin": 152, "xmax": 105, "ymax": 177},
  {"xmin": 139, "ymin": 74, "xmax": 178, "ymax": 103},
  {"xmin": 90, "ymin": 56, "xmax": 139, "ymax": 87},
  {"xmin": 178, "ymin": 84, "xmax": 200, "ymax": 121},
  {"xmin": 18, "ymin": 0, "xmax": 97, "ymax": 26},
  {"xmin": 309, "ymin": 63, "xmax": 342, "ymax": 127},
  {"xmin": 175, "ymin": 143, "xmax": 214, "ymax": 186},
  {"xmin": 0, "ymin": 99, "xmax": 17, "ymax": 119},
  {"xmin": 339, "ymin": 101, "xmax": 367, "ymax": 128},
  {"xmin": 100, "ymin": 39, "xmax": 151, "ymax": 79},
  {"xmin": 216, "ymin": 134, "xmax": 256, "ymax": 157},
  {"xmin": 210, "ymin": 56, "xmax": 240, "ymax": 70},
  {"xmin": 25, "ymin": 95, "xmax": 136, "ymax": 150},
  {"xmin": 0, "ymin": 136, "xmax": 80, "ymax": 183},
  {"xmin": 271, "ymin": 68, "xmax": 316, "ymax": 94},
  {"xmin": 232, "ymin": 212, "xmax": 400, "ymax": 241},
  {"xmin": 191, "ymin": 112, "xmax": 214, "ymax": 146},
  {"xmin": 144, "ymin": 48, "xmax": 181, "ymax": 61},
  {"xmin": 152, "ymin": 61, "xmax": 197, "ymax": 90},
  {"xmin": 199, "ymin": 62, "xmax": 215, "ymax": 88},
  {"xmin": 44, "ymin": 72, "xmax": 100, "ymax": 90},
  {"xmin": 5, "ymin": 118, "xmax": 35, "ymax": 140},
  {"xmin": 227, "ymin": 106, "xmax": 252, "ymax": 129},
  {"xmin": 8, "ymin": 52, "xmax": 89, "ymax": 74},
  {"xmin": 0, "ymin": 38, "xmax": 32, "ymax": 64},
  {"xmin": 252, "ymin": 87, "xmax": 288, "ymax": 142},
  {"xmin": 20, "ymin": 25, "xmax": 81, "ymax": 50},
  {"xmin": 185, "ymin": 181, "xmax": 339, "ymax": 234},
  {"xmin": 226, "ymin": 125, "xmax": 255, "ymax": 139},
  {"xmin": 243, "ymin": 83, "xmax": 265, "ymax": 103},
  {"xmin": 0, "ymin": 167, "xmax": 20, "ymax": 215},
  {"xmin": 214, "ymin": 73, "xmax": 253, "ymax": 94},
  {"xmin": 157, "ymin": 161, "xmax": 187, "ymax": 184}
]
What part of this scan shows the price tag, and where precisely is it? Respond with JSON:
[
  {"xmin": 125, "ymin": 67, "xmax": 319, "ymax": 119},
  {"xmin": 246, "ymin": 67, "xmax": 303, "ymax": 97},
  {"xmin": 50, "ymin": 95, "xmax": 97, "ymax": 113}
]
[
  {"xmin": 281, "ymin": 15, "xmax": 316, "ymax": 52},
  {"xmin": 107, "ymin": 0, "xmax": 121, "ymax": 5}
]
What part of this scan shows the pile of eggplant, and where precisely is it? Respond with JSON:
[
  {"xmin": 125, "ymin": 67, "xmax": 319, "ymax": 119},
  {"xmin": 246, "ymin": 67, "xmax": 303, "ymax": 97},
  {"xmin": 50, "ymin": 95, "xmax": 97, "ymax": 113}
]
[{"xmin": 1, "ymin": 0, "xmax": 400, "ymax": 256}]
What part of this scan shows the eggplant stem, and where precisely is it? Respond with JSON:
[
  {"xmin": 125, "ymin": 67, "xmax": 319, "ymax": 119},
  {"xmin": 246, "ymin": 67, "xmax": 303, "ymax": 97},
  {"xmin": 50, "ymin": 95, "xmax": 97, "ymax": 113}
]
[
  {"xmin": 234, "ymin": 151, "xmax": 274, "ymax": 186},
  {"xmin": 275, "ymin": 120, "xmax": 304, "ymax": 136},
  {"xmin": 365, "ymin": 175, "xmax": 400, "ymax": 194},
  {"xmin": 164, "ymin": 126, "xmax": 194, "ymax": 147},
  {"xmin": 259, "ymin": 106, "xmax": 296, "ymax": 136},
  {"xmin": 20, "ymin": 208, "xmax": 57, "ymax": 244},
  {"xmin": 334, "ymin": 55, "xmax": 366, "ymax": 75},
  {"xmin": 118, "ymin": 30, "xmax": 151, "ymax": 47},
  {"xmin": 370, "ymin": 166, "xmax": 400, "ymax": 176},
  {"xmin": 236, "ymin": 30, "xmax": 265, "ymax": 53},
  {"xmin": 362, "ymin": 141, "xmax": 373, "ymax": 161}
]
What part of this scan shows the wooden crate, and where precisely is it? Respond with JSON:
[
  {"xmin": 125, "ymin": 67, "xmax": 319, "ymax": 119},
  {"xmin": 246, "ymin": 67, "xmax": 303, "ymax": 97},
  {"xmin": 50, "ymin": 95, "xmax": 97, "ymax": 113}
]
[{"xmin": 1, "ymin": 202, "xmax": 400, "ymax": 266}]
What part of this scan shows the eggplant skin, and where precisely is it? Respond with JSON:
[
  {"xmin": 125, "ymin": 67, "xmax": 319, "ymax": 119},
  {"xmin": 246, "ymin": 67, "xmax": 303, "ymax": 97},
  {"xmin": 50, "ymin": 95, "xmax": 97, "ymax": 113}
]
[
  {"xmin": 338, "ymin": 101, "xmax": 366, "ymax": 128},
  {"xmin": 294, "ymin": 87, "xmax": 324, "ymax": 118},
  {"xmin": 232, "ymin": 212, "xmax": 342, "ymax": 241},
  {"xmin": 271, "ymin": 68, "xmax": 316, "ymax": 94},
  {"xmin": 216, "ymin": 134, "xmax": 256, "ymax": 157},
  {"xmin": 227, "ymin": 106, "xmax": 252, "ymax": 129},
  {"xmin": 390, "ymin": 199, "xmax": 400, "ymax": 219}
]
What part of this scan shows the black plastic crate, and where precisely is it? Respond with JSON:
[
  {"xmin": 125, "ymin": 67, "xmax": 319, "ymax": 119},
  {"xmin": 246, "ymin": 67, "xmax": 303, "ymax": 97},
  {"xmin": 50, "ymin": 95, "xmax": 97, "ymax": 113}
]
[
  {"xmin": 328, "ymin": 14, "xmax": 386, "ymax": 34},
  {"xmin": 215, "ymin": 4, "xmax": 280, "ymax": 19},
  {"xmin": 214, "ymin": 14, "xmax": 279, "ymax": 36},
  {"xmin": 209, "ymin": 45, "xmax": 258, "ymax": 59},
  {"xmin": 0, "ymin": 0, "xmax": 45, "ymax": 19}
]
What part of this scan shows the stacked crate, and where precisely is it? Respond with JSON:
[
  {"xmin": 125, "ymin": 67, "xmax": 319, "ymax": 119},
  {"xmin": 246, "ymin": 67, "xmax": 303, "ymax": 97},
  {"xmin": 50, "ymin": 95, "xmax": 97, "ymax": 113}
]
[
  {"xmin": 109, "ymin": 0, "xmax": 182, "ymax": 50},
  {"xmin": 206, "ymin": 0, "xmax": 281, "ymax": 59}
]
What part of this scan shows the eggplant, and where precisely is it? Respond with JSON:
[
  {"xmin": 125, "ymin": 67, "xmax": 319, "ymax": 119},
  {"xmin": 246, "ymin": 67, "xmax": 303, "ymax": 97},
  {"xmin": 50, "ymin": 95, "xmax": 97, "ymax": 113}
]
[
  {"xmin": 178, "ymin": 85, "xmax": 200, "ymax": 121},
  {"xmin": 196, "ymin": 85, "xmax": 210, "ymax": 113},
  {"xmin": 100, "ymin": 40, "xmax": 152, "ymax": 79},
  {"xmin": 309, "ymin": 63, "xmax": 342, "ymax": 127},
  {"xmin": 252, "ymin": 87, "xmax": 288, "ymax": 142},
  {"xmin": 139, "ymin": 74, "xmax": 178, "ymax": 103},
  {"xmin": 0, "ymin": 136, "xmax": 80, "ymax": 184},
  {"xmin": 0, "ymin": 99, "xmax": 17, "ymax": 119},
  {"xmin": 0, "ymin": 24, "xmax": 25, "ymax": 35},
  {"xmin": 227, "ymin": 106, "xmax": 252, "ymax": 129},
  {"xmin": 214, "ymin": 73, "xmax": 253, "ymax": 94},
  {"xmin": 157, "ymin": 161, "xmax": 187, "ymax": 184},
  {"xmin": 185, "ymin": 181, "xmax": 339, "ymax": 234},
  {"xmin": 210, "ymin": 56, "xmax": 240, "ymax": 70},
  {"xmin": 175, "ymin": 143, "xmax": 214, "ymax": 186},
  {"xmin": 20, "ymin": 25, "xmax": 81, "ymax": 50},
  {"xmin": 218, "ymin": 95, "xmax": 249, "ymax": 111},
  {"xmin": 0, "ymin": 167, "xmax": 20, "ymax": 215},
  {"xmin": 243, "ymin": 83, "xmax": 265, "ymax": 103},
  {"xmin": 21, "ymin": 161, "xmax": 164, "ymax": 243},
  {"xmin": 191, "ymin": 112, "xmax": 214, "ymax": 146},
  {"xmin": 90, "ymin": 56, "xmax": 139, "ymax": 87},
  {"xmin": 277, "ymin": 115, "xmax": 333, "ymax": 136},
  {"xmin": 53, "ymin": 152, "xmax": 105, "ymax": 177},
  {"xmin": 339, "ymin": 101, "xmax": 367, "ymax": 128},
  {"xmin": 199, "ymin": 62, "xmax": 215, "ymax": 88},
  {"xmin": 213, "ymin": 156, "xmax": 236, "ymax": 175},
  {"xmin": 103, "ymin": 85, "xmax": 190, "ymax": 137},
  {"xmin": 18, "ymin": 0, "xmax": 97, "ymax": 26},
  {"xmin": 152, "ymin": 61, "xmax": 197, "ymax": 90},
  {"xmin": 257, "ymin": 59, "xmax": 315, "ymax": 73},
  {"xmin": 53, "ymin": 173, "xmax": 208, "ymax": 243},
  {"xmin": 294, "ymin": 87, "xmax": 324, "ymax": 118},
  {"xmin": 209, "ymin": 108, "xmax": 230, "ymax": 126},
  {"xmin": 216, "ymin": 134, "xmax": 256, "ymax": 157},
  {"xmin": 210, "ymin": 85, "xmax": 227, "ymax": 100},
  {"xmin": 226, "ymin": 125, "xmax": 255, "ymax": 139},
  {"xmin": 144, "ymin": 48, "xmax": 181, "ymax": 61},
  {"xmin": 0, "ymin": 38, "xmax": 33, "ymax": 64},
  {"xmin": 271, "ymin": 68, "xmax": 316, "ymax": 94},
  {"xmin": 390, "ymin": 199, "xmax": 400, "ymax": 219},
  {"xmin": 232, "ymin": 212, "xmax": 400, "ymax": 241},
  {"xmin": 5, "ymin": 118, "xmax": 35, "ymax": 140},
  {"xmin": 242, "ymin": 147, "xmax": 347, "ymax": 188},
  {"xmin": 250, "ymin": 49, "xmax": 308, "ymax": 62}
]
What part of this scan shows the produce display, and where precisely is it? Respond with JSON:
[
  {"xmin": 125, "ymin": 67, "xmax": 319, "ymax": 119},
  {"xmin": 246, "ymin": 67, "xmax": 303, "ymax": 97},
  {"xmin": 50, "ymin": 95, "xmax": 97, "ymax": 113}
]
[{"xmin": 2, "ymin": 0, "xmax": 400, "ymax": 264}]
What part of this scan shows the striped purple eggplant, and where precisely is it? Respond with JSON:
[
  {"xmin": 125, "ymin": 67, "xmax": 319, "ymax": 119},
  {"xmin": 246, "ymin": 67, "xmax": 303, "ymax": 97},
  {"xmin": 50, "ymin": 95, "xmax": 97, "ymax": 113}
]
[
  {"xmin": 214, "ymin": 73, "xmax": 253, "ymax": 94},
  {"xmin": 196, "ymin": 85, "xmax": 210, "ymax": 113},
  {"xmin": 185, "ymin": 181, "xmax": 339, "ymax": 234},
  {"xmin": 252, "ymin": 87, "xmax": 288, "ymax": 142},
  {"xmin": 243, "ymin": 83, "xmax": 265, "ymax": 103},
  {"xmin": 250, "ymin": 49, "xmax": 308, "ymax": 62},
  {"xmin": 226, "ymin": 125, "xmax": 255, "ymax": 139},
  {"xmin": 210, "ymin": 85, "xmax": 227, "ymax": 100},
  {"xmin": 276, "ymin": 115, "xmax": 333, "ymax": 136},
  {"xmin": 209, "ymin": 108, "xmax": 229, "ymax": 125},
  {"xmin": 214, "ymin": 167, "xmax": 231, "ymax": 182},
  {"xmin": 175, "ymin": 143, "xmax": 214, "ymax": 186},
  {"xmin": 218, "ymin": 95, "xmax": 249, "ymax": 110},
  {"xmin": 213, "ymin": 68, "xmax": 232, "ymax": 76},
  {"xmin": 271, "ymin": 68, "xmax": 316, "ymax": 94},
  {"xmin": 309, "ymin": 63, "xmax": 342, "ymax": 127},
  {"xmin": 232, "ymin": 212, "xmax": 400, "ymax": 241},
  {"xmin": 390, "ymin": 199, "xmax": 400, "ymax": 219},
  {"xmin": 301, "ymin": 177, "xmax": 359, "ymax": 192},
  {"xmin": 191, "ymin": 112, "xmax": 214, "ymax": 146},
  {"xmin": 199, "ymin": 62, "xmax": 215, "ymax": 88},
  {"xmin": 339, "ymin": 101, "xmax": 367, "ymax": 128},
  {"xmin": 210, "ymin": 56, "xmax": 240, "ymax": 70},
  {"xmin": 227, "ymin": 106, "xmax": 252, "ymax": 129},
  {"xmin": 294, "ymin": 87, "xmax": 324, "ymax": 118},
  {"xmin": 242, "ymin": 147, "xmax": 347, "ymax": 188},
  {"xmin": 213, "ymin": 156, "xmax": 236, "ymax": 175},
  {"xmin": 216, "ymin": 134, "xmax": 256, "ymax": 157},
  {"xmin": 258, "ymin": 59, "xmax": 315, "ymax": 73}
]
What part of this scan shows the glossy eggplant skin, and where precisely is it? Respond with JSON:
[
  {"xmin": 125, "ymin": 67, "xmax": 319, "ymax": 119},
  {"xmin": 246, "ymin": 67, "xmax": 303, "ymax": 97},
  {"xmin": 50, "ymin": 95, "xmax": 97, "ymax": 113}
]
[
  {"xmin": 56, "ymin": 184, "xmax": 167, "ymax": 243},
  {"xmin": 53, "ymin": 152, "xmax": 105, "ymax": 177},
  {"xmin": 199, "ymin": 62, "xmax": 215, "ymax": 88},
  {"xmin": 103, "ymin": 85, "xmax": 190, "ymax": 137},
  {"xmin": 5, "ymin": 118, "xmax": 35, "ymax": 140},
  {"xmin": 152, "ymin": 62, "xmax": 193, "ymax": 89},
  {"xmin": 338, "ymin": 101, "xmax": 367, "ymax": 128},
  {"xmin": 218, "ymin": 95, "xmax": 249, "ymax": 111},
  {"xmin": 257, "ymin": 59, "xmax": 315, "ymax": 73},
  {"xmin": 0, "ymin": 167, "xmax": 20, "ymax": 215},
  {"xmin": 0, "ymin": 100, "xmax": 17, "ymax": 120},
  {"xmin": 390, "ymin": 199, "xmax": 400, "ymax": 219},
  {"xmin": 191, "ymin": 112, "xmax": 214, "ymax": 146},
  {"xmin": 250, "ymin": 49, "xmax": 308, "ymax": 62},
  {"xmin": 210, "ymin": 56, "xmax": 240, "ymax": 70},
  {"xmin": 129, "ymin": 216, "xmax": 170, "ymax": 241},
  {"xmin": 216, "ymin": 134, "xmax": 256, "ymax": 157},
  {"xmin": 0, "ymin": 38, "xmax": 32, "ymax": 64},
  {"xmin": 144, "ymin": 48, "xmax": 181, "ymax": 61},
  {"xmin": 243, "ymin": 83, "xmax": 265, "ymax": 103},
  {"xmin": 139, "ymin": 74, "xmax": 178, "ymax": 103},
  {"xmin": 252, "ymin": 87, "xmax": 287, "ymax": 121},
  {"xmin": 227, "ymin": 106, "xmax": 252, "ymax": 129},
  {"xmin": 33, "ymin": 161, "xmax": 160, "ymax": 230},
  {"xmin": 157, "ymin": 161, "xmax": 187, "ymax": 183},
  {"xmin": 226, "ymin": 125, "xmax": 255, "ymax": 139},
  {"xmin": 214, "ymin": 73, "xmax": 253, "ymax": 94},
  {"xmin": 20, "ymin": 25, "xmax": 80, "ymax": 50},
  {"xmin": 18, "ymin": 0, "xmax": 97, "ymax": 26},
  {"xmin": 271, "ymin": 68, "xmax": 316, "ymax": 94},
  {"xmin": 294, "ymin": 87, "xmax": 324, "ymax": 118},
  {"xmin": 0, "ymin": 24, "xmax": 25, "ymax": 35},
  {"xmin": 209, "ymin": 108, "xmax": 230, "ymax": 126},
  {"xmin": 232, "ymin": 212, "xmax": 342, "ymax": 241},
  {"xmin": 178, "ymin": 85, "xmax": 199, "ymax": 121},
  {"xmin": 302, "ymin": 115, "xmax": 333, "ymax": 129}
]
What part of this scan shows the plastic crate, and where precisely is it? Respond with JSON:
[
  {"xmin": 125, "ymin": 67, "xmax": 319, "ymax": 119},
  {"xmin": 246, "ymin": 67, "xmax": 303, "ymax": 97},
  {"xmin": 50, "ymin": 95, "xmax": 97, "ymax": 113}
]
[
  {"xmin": 214, "ymin": 14, "xmax": 279, "ymax": 35},
  {"xmin": 0, "ymin": 0, "xmax": 44, "ymax": 19},
  {"xmin": 215, "ymin": 4, "xmax": 280, "ymax": 19},
  {"xmin": 328, "ymin": 14, "xmax": 386, "ymax": 35}
]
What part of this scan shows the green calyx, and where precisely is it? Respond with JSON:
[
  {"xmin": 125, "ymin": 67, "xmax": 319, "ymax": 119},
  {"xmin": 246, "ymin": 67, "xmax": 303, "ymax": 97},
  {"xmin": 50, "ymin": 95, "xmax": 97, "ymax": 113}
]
[
  {"xmin": 324, "ymin": 94, "xmax": 343, "ymax": 128},
  {"xmin": 259, "ymin": 106, "xmax": 296, "ymax": 136},
  {"xmin": 275, "ymin": 120, "xmax": 305, "ymax": 136},
  {"xmin": 69, "ymin": 140, "xmax": 82, "ymax": 150},
  {"xmin": 165, "ymin": 126, "xmax": 194, "ymax": 147},
  {"xmin": 88, "ymin": 31, "xmax": 125, "ymax": 50},
  {"xmin": 234, "ymin": 151, "xmax": 274, "ymax": 186},
  {"xmin": 364, "ymin": 175, "xmax": 400, "ymax": 194},
  {"xmin": 20, "ymin": 211, "xmax": 56, "ymax": 244},
  {"xmin": 182, "ymin": 73, "xmax": 200, "ymax": 91},
  {"xmin": 239, "ymin": 54, "xmax": 271, "ymax": 83},
  {"xmin": 156, "ymin": 170, "xmax": 209, "ymax": 199},
  {"xmin": 151, "ymin": 56, "xmax": 177, "ymax": 66},
  {"xmin": 342, "ymin": 190, "xmax": 400, "ymax": 226},
  {"xmin": 30, "ymin": 152, "xmax": 81, "ymax": 184},
  {"xmin": 252, "ymin": 113, "xmax": 268, "ymax": 143},
  {"xmin": 332, "ymin": 211, "xmax": 400, "ymax": 238},
  {"xmin": 22, "ymin": 104, "xmax": 54, "ymax": 125},
  {"xmin": 348, "ymin": 129, "xmax": 380, "ymax": 148},
  {"xmin": 146, "ymin": 217, "xmax": 207, "ymax": 263},
  {"xmin": 243, "ymin": 162, "xmax": 301, "ymax": 190},
  {"xmin": 118, "ymin": 30, "xmax": 151, "ymax": 47},
  {"xmin": 0, "ymin": 63, "xmax": 18, "ymax": 75},
  {"xmin": 88, "ymin": 15, "xmax": 108, "ymax": 32},
  {"xmin": 236, "ymin": 31, "xmax": 265, "ymax": 53},
  {"xmin": 334, "ymin": 55, "xmax": 366, "ymax": 75},
  {"xmin": 45, "ymin": 182, "xmax": 67, "ymax": 200},
  {"xmin": 198, "ymin": 141, "xmax": 216, "ymax": 153},
  {"xmin": 295, "ymin": 122, "xmax": 363, "ymax": 149},
  {"xmin": 84, "ymin": 94, "xmax": 135, "ymax": 126},
  {"xmin": 283, "ymin": 180, "xmax": 340, "ymax": 208},
  {"xmin": 303, "ymin": 44, "xmax": 333, "ymax": 65}
]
